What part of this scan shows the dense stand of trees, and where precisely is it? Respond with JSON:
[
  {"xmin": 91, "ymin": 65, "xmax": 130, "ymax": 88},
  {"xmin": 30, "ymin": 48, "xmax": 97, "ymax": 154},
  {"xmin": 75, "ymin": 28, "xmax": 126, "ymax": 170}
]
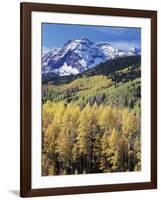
[
  {"xmin": 82, "ymin": 55, "xmax": 141, "ymax": 77},
  {"xmin": 42, "ymin": 102, "xmax": 141, "ymax": 176}
]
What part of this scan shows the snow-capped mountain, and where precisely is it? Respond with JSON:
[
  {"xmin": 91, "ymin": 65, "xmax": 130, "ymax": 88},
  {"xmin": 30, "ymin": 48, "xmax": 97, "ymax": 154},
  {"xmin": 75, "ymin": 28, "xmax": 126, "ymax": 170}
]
[{"xmin": 42, "ymin": 38, "xmax": 140, "ymax": 76}]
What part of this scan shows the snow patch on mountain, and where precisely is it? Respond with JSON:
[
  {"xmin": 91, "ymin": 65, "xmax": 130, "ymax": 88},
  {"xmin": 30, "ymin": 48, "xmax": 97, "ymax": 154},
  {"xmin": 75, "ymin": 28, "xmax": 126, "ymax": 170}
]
[
  {"xmin": 57, "ymin": 62, "xmax": 79, "ymax": 76},
  {"xmin": 127, "ymin": 47, "xmax": 141, "ymax": 56}
]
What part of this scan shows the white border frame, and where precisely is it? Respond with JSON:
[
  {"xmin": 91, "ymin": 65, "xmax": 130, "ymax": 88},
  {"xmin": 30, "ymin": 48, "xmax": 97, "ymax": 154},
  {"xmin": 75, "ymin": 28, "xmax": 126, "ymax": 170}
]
[{"xmin": 31, "ymin": 11, "xmax": 151, "ymax": 189}]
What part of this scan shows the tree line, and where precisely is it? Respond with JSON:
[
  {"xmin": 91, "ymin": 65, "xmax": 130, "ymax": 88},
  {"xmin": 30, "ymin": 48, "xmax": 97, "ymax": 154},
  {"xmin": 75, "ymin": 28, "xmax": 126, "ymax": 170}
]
[{"xmin": 42, "ymin": 55, "xmax": 141, "ymax": 85}]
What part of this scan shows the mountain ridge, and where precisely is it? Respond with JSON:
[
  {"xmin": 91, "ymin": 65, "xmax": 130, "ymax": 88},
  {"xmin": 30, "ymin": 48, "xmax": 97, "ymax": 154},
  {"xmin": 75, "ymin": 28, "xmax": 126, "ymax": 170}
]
[{"xmin": 42, "ymin": 38, "xmax": 141, "ymax": 76}]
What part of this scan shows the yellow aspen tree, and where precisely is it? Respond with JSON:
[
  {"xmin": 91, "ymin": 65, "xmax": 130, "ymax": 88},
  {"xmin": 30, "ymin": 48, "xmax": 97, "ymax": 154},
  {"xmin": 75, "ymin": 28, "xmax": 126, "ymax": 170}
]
[
  {"xmin": 134, "ymin": 136, "xmax": 141, "ymax": 171},
  {"xmin": 75, "ymin": 104, "xmax": 100, "ymax": 173},
  {"xmin": 121, "ymin": 109, "xmax": 140, "ymax": 171},
  {"xmin": 42, "ymin": 101, "xmax": 60, "ymax": 175}
]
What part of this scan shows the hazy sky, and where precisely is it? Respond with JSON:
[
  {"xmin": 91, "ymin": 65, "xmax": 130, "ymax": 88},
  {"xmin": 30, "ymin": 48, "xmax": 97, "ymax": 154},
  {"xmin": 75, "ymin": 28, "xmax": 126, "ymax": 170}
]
[{"xmin": 42, "ymin": 23, "xmax": 141, "ymax": 53}]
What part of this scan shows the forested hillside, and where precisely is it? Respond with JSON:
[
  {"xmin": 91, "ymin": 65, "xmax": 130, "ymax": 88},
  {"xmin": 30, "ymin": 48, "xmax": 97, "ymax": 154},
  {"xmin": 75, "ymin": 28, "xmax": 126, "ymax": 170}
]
[{"xmin": 42, "ymin": 55, "xmax": 141, "ymax": 176}]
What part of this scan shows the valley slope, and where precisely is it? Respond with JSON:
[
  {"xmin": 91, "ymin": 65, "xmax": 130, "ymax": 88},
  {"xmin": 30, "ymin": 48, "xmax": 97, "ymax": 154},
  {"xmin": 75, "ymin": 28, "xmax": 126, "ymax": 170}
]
[{"xmin": 42, "ymin": 55, "xmax": 141, "ymax": 110}]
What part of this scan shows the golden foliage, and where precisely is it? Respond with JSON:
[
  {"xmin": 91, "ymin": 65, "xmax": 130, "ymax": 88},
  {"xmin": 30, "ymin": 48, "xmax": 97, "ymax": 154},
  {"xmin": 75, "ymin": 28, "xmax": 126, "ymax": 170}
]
[{"xmin": 42, "ymin": 101, "xmax": 141, "ymax": 175}]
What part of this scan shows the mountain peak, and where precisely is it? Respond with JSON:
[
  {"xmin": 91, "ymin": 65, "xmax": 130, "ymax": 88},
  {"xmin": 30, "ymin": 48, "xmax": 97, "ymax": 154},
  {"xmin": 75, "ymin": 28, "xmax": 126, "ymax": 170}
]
[
  {"xmin": 42, "ymin": 38, "xmax": 140, "ymax": 76},
  {"xmin": 128, "ymin": 47, "xmax": 141, "ymax": 55},
  {"xmin": 80, "ymin": 37, "xmax": 90, "ymax": 41},
  {"xmin": 129, "ymin": 47, "xmax": 137, "ymax": 52},
  {"xmin": 96, "ymin": 41, "xmax": 111, "ymax": 46}
]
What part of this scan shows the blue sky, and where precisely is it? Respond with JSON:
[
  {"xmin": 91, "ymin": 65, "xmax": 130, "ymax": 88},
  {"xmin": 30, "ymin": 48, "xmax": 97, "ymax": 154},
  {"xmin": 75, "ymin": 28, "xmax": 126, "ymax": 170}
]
[{"xmin": 42, "ymin": 23, "xmax": 141, "ymax": 53}]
